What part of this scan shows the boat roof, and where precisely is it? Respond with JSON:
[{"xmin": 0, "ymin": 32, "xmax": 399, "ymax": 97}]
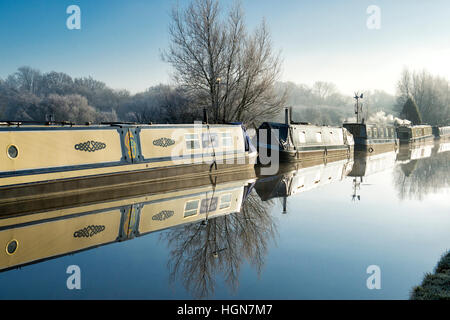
[
  {"xmin": 343, "ymin": 122, "xmax": 396, "ymax": 128},
  {"xmin": 397, "ymin": 124, "xmax": 431, "ymax": 129},
  {"xmin": 0, "ymin": 122, "xmax": 242, "ymax": 129},
  {"xmin": 260, "ymin": 122, "xmax": 289, "ymax": 128},
  {"xmin": 261, "ymin": 122, "xmax": 342, "ymax": 129}
]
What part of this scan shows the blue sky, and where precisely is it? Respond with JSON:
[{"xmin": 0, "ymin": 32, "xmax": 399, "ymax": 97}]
[{"xmin": 0, "ymin": 0, "xmax": 449, "ymax": 94}]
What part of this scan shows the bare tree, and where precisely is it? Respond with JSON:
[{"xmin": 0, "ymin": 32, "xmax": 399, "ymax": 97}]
[
  {"xmin": 312, "ymin": 81, "xmax": 337, "ymax": 101},
  {"xmin": 12, "ymin": 94, "xmax": 117, "ymax": 124},
  {"xmin": 6, "ymin": 66, "xmax": 42, "ymax": 95},
  {"xmin": 396, "ymin": 68, "xmax": 450, "ymax": 125},
  {"xmin": 161, "ymin": 190, "xmax": 277, "ymax": 299},
  {"xmin": 163, "ymin": 0, "xmax": 286, "ymax": 125}
]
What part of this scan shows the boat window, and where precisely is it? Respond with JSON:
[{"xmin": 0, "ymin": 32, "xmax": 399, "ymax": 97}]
[
  {"xmin": 202, "ymin": 133, "xmax": 219, "ymax": 148},
  {"xmin": 222, "ymin": 132, "xmax": 233, "ymax": 147},
  {"xmin": 373, "ymin": 128, "xmax": 378, "ymax": 138},
  {"xmin": 298, "ymin": 131, "xmax": 306, "ymax": 143},
  {"xmin": 184, "ymin": 200, "xmax": 200, "ymax": 217},
  {"xmin": 7, "ymin": 145, "xmax": 18, "ymax": 159},
  {"xmin": 200, "ymin": 197, "xmax": 218, "ymax": 214},
  {"xmin": 315, "ymin": 132, "xmax": 322, "ymax": 143},
  {"xmin": 185, "ymin": 134, "xmax": 200, "ymax": 150},
  {"xmin": 366, "ymin": 128, "xmax": 372, "ymax": 138},
  {"xmin": 219, "ymin": 193, "xmax": 232, "ymax": 209}
]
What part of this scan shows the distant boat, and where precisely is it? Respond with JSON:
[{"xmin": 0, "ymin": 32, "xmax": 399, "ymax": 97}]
[
  {"xmin": 396, "ymin": 124, "xmax": 434, "ymax": 144},
  {"xmin": 0, "ymin": 122, "xmax": 257, "ymax": 191},
  {"xmin": 343, "ymin": 123, "xmax": 399, "ymax": 154},
  {"xmin": 256, "ymin": 109, "xmax": 354, "ymax": 163},
  {"xmin": 432, "ymin": 125, "xmax": 450, "ymax": 140}
]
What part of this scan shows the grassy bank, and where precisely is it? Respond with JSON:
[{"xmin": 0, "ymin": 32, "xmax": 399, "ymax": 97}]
[{"xmin": 411, "ymin": 251, "xmax": 450, "ymax": 300}]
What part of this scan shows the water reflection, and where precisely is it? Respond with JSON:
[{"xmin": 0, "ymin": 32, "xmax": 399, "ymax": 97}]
[
  {"xmin": 161, "ymin": 191, "xmax": 276, "ymax": 299},
  {"xmin": 0, "ymin": 141, "xmax": 449, "ymax": 299},
  {"xmin": 394, "ymin": 142, "xmax": 450, "ymax": 200},
  {"xmin": 0, "ymin": 170, "xmax": 259, "ymax": 273},
  {"xmin": 347, "ymin": 150, "xmax": 397, "ymax": 201},
  {"xmin": 254, "ymin": 157, "xmax": 354, "ymax": 212}
]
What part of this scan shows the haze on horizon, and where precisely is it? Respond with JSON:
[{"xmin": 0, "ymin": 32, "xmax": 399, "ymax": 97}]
[{"xmin": 0, "ymin": 0, "xmax": 449, "ymax": 96}]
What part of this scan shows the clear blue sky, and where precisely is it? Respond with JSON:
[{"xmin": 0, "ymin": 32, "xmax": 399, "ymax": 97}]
[{"xmin": 0, "ymin": 0, "xmax": 449, "ymax": 94}]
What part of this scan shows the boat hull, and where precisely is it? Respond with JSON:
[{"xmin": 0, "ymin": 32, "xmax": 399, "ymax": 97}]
[
  {"xmin": 0, "ymin": 124, "xmax": 256, "ymax": 190},
  {"xmin": 353, "ymin": 139, "xmax": 398, "ymax": 155},
  {"xmin": 258, "ymin": 145, "xmax": 353, "ymax": 163},
  {"xmin": 398, "ymin": 134, "xmax": 435, "ymax": 144}
]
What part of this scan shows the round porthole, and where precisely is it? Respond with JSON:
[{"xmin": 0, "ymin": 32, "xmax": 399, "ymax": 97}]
[
  {"xmin": 7, "ymin": 145, "xmax": 18, "ymax": 159},
  {"xmin": 6, "ymin": 239, "xmax": 18, "ymax": 255}
]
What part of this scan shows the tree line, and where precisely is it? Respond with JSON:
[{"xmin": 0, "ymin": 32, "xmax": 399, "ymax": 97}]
[
  {"xmin": 396, "ymin": 68, "xmax": 450, "ymax": 126},
  {"xmin": 1, "ymin": 65, "xmax": 447, "ymax": 128},
  {"xmin": 0, "ymin": 66, "xmax": 397, "ymax": 126},
  {"xmin": 0, "ymin": 66, "xmax": 201, "ymax": 124}
]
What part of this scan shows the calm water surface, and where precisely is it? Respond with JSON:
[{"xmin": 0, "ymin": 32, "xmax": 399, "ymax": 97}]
[{"xmin": 0, "ymin": 142, "xmax": 449, "ymax": 299}]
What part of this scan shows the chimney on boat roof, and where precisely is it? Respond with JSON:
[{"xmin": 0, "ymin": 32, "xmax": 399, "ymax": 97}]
[
  {"xmin": 285, "ymin": 107, "xmax": 292, "ymax": 125},
  {"xmin": 203, "ymin": 108, "xmax": 209, "ymax": 124}
]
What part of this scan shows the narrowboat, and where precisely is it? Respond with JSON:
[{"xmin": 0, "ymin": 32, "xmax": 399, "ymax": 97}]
[
  {"xmin": 0, "ymin": 173, "xmax": 256, "ymax": 272},
  {"xmin": 343, "ymin": 123, "xmax": 399, "ymax": 154},
  {"xmin": 396, "ymin": 124, "xmax": 434, "ymax": 144},
  {"xmin": 0, "ymin": 122, "xmax": 257, "ymax": 192},
  {"xmin": 256, "ymin": 109, "xmax": 354, "ymax": 163},
  {"xmin": 432, "ymin": 126, "xmax": 450, "ymax": 140}
]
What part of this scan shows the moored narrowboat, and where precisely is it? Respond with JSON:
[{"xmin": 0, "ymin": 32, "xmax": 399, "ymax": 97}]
[
  {"xmin": 432, "ymin": 126, "xmax": 450, "ymax": 140},
  {"xmin": 0, "ymin": 122, "xmax": 257, "ymax": 191},
  {"xmin": 396, "ymin": 124, "xmax": 434, "ymax": 144},
  {"xmin": 256, "ymin": 109, "xmax": 354, "ymax": 163},
  {"xmin": 343, "ymin": 123, "xmax": 399, "ymax": 154}
]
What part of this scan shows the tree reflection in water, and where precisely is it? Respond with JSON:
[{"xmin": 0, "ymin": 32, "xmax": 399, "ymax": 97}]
[
  {"xmin": 159, "ymin": 191, "xmax": 277, "ymax": 299},
  {"xmin": 394, "ymin": 150, "xmax": 450, "ymax": 200}
]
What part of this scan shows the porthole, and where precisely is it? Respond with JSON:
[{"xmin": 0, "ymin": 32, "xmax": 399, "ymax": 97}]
[
  {"xmin": 7, "ymin": 145, "xmax": 18, "ymax": 159},
  {"xmin": 6, "ymin": 239, "xmax": 18, "ymax": 255}
]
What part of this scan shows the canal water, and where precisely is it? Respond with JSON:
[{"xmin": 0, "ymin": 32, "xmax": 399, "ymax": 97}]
[{"xmin": 0, "ymin": 142, "xmax": 449, "ymax": 299}]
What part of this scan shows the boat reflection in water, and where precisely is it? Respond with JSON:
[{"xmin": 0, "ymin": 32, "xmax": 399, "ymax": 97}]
[
  {"xmin": 393, "ymin": 141, "xmax": 450, "ymax": 201},
  {"xmin": 347, "ymin": 150, "xmax": 398, "ymax": 201},
  {"xmin": 396, "ymin": 141, "xmax": 435, "ymax": 163},
  {"xmin": 162, "ymin": 186, "xmax": 276, "ymax": 299},
  {"xmin": 435, "ymin": 140, "xmax": 450, "ymax": 154},
  {"xmin": 254, "ymin": 157, "xmax": 354, "ymax": 212},
  {"xmin": 0, "ymin": 165, "xmax": 280, "ymax": 299},
  {"xmin": 0, "ymin": 169, "xmax": 265, "ymax": 274}
]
